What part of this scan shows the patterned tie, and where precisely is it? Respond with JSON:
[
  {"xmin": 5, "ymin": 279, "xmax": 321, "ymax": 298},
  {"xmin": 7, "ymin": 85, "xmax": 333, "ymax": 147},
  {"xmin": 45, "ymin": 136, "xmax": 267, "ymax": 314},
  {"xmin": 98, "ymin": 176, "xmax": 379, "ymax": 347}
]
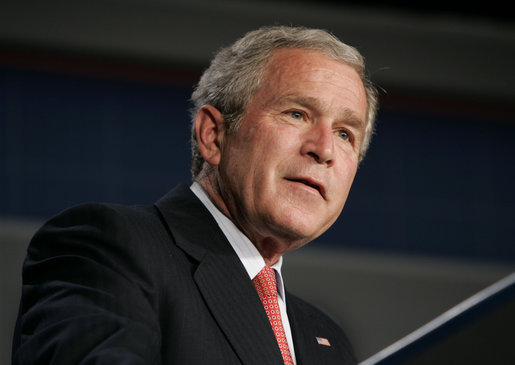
[{"xmin": 253, "ymin": 266, "xmax": 294, "ymax": 365}]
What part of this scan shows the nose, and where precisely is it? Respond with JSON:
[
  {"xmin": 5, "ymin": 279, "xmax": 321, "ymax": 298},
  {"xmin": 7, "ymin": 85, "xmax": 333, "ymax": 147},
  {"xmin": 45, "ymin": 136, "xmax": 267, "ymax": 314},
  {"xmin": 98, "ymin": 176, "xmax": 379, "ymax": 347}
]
[{"xmin": 301, "ymin": 124, "xmax": 334, "ymax": 166}]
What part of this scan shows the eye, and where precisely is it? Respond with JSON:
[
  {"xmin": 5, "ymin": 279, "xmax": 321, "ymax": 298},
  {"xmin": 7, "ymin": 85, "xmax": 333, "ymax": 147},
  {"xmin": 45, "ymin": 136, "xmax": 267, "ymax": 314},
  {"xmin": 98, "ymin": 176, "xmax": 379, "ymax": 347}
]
[
  {"xmin": 289, "ymin": 111, "xmax": 304, "ymax": 120},
  {"xmin": 337, "ymin": 129, "xmax": 350, "ymax": 141}
]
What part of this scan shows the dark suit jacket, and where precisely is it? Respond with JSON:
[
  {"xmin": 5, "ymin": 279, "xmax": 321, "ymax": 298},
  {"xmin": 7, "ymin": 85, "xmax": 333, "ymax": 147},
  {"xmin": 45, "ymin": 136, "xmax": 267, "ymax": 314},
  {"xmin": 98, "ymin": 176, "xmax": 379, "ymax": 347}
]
[{"xmin": 12, "ymin": 184, "xmax": 356, "ymax": 364}]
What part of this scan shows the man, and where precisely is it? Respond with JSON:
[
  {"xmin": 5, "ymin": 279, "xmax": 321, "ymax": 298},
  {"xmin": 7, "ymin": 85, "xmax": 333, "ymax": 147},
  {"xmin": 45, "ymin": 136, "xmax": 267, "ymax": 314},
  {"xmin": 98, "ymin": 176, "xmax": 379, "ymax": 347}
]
[{"xmin": 12, "ymin": 26, "xmax": 378, "ymax": 364}]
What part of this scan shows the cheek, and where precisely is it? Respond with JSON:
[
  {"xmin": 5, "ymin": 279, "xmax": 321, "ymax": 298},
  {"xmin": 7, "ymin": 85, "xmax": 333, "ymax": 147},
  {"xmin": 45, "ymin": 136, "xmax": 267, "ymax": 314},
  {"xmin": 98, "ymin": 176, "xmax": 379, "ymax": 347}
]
[
  {"xmin": 268, "ymin": 125, "xmax": 303, "ymax": 155},
  {"xmin": 333, "ymin": 160, "xmax": 358, "ymax": 195},
  {"xmin": 250, "ymin": 124, "xmax": 298, "ymax": 164},
  {"xmin": 223, "ymin": 135, "xmax": 275, "ymax": 189}
]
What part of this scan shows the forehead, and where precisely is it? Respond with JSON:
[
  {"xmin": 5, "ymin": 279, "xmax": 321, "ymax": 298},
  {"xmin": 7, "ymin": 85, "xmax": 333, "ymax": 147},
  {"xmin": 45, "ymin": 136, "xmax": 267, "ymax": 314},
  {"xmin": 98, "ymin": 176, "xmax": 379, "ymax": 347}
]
[
  {"xmin": 257, "ymin": 48, "xmax": 367, "ymax": 119},
  {"xmin": 263, "ymin": 48, "xmax": 358, "ymax": 80}
]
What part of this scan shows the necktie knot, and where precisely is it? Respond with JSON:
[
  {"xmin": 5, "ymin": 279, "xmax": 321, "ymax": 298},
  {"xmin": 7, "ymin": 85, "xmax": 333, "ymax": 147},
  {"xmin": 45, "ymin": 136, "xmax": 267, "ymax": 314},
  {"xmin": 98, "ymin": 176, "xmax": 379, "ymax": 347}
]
[{"xmin": 253, "ymin": 265, "xmax": 278, "ymax": 299}]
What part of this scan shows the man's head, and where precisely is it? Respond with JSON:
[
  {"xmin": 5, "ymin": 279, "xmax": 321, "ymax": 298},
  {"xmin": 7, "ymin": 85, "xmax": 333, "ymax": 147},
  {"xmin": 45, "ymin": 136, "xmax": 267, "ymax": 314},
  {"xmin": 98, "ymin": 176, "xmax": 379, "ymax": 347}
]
[
  {"xmin": 190, "ymin": 25, "xmax": 378, "ymax": 178},
  {"xmin": 191, "ymin": 26, "xmax": 378, "ymax": 264}
]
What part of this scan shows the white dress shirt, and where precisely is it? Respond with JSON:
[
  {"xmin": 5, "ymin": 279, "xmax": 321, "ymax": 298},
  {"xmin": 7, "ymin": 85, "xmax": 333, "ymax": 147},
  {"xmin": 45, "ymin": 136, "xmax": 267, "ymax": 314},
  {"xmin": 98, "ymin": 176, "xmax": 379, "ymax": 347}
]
[{"xmin": 190, "ymin": 182, "xmax": 297, "ymax": 364}]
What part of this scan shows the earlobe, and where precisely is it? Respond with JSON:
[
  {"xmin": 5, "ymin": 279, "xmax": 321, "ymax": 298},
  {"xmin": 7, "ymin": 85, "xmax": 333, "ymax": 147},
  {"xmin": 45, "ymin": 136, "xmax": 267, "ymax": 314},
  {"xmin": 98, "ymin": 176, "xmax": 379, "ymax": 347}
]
[{"xmin": 195, "ymin": 105, "xmax": 224, "ymax": 166}]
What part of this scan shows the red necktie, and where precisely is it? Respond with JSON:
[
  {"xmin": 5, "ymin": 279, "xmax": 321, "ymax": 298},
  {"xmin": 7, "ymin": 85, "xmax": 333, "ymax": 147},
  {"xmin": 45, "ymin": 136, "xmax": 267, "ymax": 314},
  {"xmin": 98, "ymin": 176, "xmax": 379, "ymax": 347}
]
[{"xmin": 253, "ymin": 266, "xmax": 294, "ymax": 365}]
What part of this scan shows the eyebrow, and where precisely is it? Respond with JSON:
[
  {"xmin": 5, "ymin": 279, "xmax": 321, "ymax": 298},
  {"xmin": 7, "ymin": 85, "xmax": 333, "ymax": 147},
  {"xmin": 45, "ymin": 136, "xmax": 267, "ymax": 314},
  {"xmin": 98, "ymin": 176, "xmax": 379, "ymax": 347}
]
[{"xmin": 272, "ymin": 95, "xmax": 366, "ymax": 130}]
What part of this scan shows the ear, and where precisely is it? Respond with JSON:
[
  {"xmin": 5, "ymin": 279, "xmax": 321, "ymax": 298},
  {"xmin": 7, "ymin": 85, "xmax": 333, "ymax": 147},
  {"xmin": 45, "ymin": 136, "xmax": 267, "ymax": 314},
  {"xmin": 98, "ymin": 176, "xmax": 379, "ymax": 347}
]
[{"xmin": 194, "ymin": 105, "xmax": 225, "ymax": 166}]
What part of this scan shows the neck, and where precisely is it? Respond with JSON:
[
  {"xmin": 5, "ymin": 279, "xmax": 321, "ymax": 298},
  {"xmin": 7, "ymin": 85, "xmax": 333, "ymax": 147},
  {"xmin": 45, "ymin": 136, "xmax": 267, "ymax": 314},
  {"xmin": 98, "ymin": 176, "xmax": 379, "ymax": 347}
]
[
  {"xmin": 195, "ymin": 173, "xmax": 290, "ymax": 267},
  {"xmin": 255, "ymin": 238, "xmax": 287, "ymax": 266}
]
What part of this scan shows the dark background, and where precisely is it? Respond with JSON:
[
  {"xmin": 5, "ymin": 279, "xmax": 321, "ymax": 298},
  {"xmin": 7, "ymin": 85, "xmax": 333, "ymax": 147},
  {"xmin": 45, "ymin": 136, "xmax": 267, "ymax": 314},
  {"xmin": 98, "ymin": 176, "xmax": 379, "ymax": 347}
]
[
  {"xmin": 1, "ymin": 1, "xmax": 514, "ymax": 362},
  {"xmin": 1, "ymin": 66, "xmax": 514, "ymax": 262}
]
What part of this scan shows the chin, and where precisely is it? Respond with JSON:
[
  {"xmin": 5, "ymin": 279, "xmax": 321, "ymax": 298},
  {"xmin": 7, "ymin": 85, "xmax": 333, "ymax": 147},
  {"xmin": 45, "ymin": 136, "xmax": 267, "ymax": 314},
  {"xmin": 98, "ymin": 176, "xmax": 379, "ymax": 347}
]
[{"xmin": 269, "ymin": 213, "xmax": 328, "ymax": 245}]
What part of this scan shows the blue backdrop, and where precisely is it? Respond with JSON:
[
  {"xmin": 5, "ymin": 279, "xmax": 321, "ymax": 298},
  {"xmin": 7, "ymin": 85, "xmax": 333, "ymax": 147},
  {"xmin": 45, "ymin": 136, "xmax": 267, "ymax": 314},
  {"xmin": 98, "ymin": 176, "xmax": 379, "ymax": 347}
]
[{"xmin": 1, "ymin": 67, "xmax": 514, "ymax": 263}]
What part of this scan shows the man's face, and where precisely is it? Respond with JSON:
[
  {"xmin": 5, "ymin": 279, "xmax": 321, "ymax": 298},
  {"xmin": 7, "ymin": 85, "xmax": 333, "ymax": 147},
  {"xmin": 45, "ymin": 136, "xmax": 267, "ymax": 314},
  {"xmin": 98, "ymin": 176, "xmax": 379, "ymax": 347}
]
[{"xmin": 216, "ymin": 48, "xmax": 368, "ymax": 251}]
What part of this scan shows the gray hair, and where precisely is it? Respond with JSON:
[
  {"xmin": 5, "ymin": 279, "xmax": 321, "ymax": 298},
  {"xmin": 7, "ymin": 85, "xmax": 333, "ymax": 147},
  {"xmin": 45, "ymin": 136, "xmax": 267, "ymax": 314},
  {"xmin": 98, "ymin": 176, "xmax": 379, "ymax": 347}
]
[{"xmin": 190, "ymin": 25, "xmax": 378, "ymax": 178}]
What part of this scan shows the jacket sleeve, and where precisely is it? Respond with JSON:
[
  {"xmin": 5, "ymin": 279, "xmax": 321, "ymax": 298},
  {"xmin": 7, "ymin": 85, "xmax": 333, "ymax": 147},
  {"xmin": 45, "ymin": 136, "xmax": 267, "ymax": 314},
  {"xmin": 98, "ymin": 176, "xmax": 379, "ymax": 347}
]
[{"xmin": 12, "ymin": 203, "xmax": 162, "ymax": 365}]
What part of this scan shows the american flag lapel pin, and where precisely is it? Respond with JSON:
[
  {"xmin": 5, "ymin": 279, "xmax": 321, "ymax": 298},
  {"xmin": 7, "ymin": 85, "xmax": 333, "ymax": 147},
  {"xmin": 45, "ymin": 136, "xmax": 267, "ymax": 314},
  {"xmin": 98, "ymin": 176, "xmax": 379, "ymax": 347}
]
[{"xmin": 316, "ymin": 337, "xmax": 331, "ymax": 347}]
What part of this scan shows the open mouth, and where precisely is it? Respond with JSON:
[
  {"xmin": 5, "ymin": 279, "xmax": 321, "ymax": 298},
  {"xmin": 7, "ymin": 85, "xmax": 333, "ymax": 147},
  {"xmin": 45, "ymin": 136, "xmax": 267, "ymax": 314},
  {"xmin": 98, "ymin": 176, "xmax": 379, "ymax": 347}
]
[{"xmin": 285, "ymin": 178, "xmax": 324, "ymax": 198}]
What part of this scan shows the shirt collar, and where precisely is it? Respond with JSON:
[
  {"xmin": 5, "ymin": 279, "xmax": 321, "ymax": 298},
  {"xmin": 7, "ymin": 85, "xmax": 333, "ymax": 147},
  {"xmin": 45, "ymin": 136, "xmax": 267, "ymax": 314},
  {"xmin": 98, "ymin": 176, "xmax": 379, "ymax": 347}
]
[{"xmin": 190, "ymin": 182, "xmax": 285, "ymax": 299}]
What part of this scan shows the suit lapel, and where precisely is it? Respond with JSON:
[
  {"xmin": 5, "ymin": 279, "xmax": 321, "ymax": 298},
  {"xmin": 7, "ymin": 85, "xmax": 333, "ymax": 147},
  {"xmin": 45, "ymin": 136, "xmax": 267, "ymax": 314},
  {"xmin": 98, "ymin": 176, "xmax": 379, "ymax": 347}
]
[
  {"xmin": 286, "ymin": 294, "xmax": 318, "ymax": 365},
  {"xmin": 155, "ymin": 184, "xmax": 284, "ymax": 365},
  {"xmin": 194, "ymin": 248, "xmax": 284, "ymax": 365}
]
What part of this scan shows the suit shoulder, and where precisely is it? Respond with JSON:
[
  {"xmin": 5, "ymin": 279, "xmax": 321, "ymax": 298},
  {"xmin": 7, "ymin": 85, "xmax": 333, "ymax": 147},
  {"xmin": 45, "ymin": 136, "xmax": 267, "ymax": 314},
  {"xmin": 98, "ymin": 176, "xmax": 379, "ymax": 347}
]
[
  {"xmin": 44, "ymin": 201, "xmax": 158, "ymax": 230},
  {"xmin": 36, "ymin": 201, "xmax": 165, "ymax": 244},
  {"xmin": 27, "ymin": 201, "xmax": 171, "ymax": 279},
  {"xmin": 15, "ymin": 201, "xmax": 166, "ymax": 364}
]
